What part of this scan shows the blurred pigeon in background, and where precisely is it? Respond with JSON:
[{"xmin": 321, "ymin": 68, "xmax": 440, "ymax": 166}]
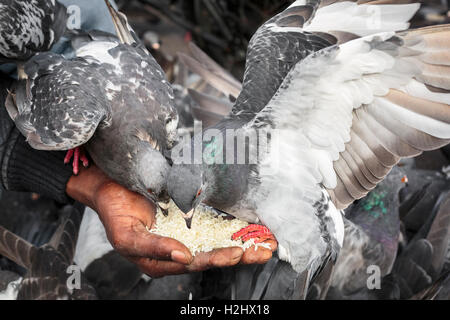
[
  {"xmin": 327, "ymin": 166, "xmax": 450, "ymax": 299},
  {"xmin": 0, "ymin": 205, "xmax": 97, "ymax": 300},
  {"xmin": 328, "ymin": 167, "xmax": 407, "ymax": 297}
]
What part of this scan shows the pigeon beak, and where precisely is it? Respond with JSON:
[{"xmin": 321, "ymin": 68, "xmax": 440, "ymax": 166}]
[
  {"xmin": 157, "ymin": 201, "xmax": 170, "ymax": 216},
  {"xmin": 183, "ymin": 209, "xmax": 194, "ymax": 229},
  {"xmin": 185, "ymin": 216, "xmax": 193, "ymax": 229}
]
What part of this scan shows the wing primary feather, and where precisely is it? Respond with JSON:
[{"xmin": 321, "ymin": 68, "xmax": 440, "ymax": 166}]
[
  {"xmin": 0, "ymin": 225, "xmax": 37, "ymax": 270},
  {"xmin": 366, "ymin": 101, "xmax": 449, "ymax": 150},
  {"xmin": 355, "ymin": 107, "xmax": 422, "ymax": 158},
  {"xmin": 104, "ymin": 0, "xmax": 135, "ymax": 45},
  {"xmin": 178, "ymin": 52, "xmax": 241, "ymax": 98},
  {"xmin": 188, "ymin": 89, "xmax": 232, "ymax": 117},
  {"xmin": 334, "ymin": 157, "xmax": 369, "ymax": 199},
  {"xmin": 339, "ymin": 150, "xmax": 376, "ymax": 191},
  {"xmin": 188, "ymin": 42, "xmax": 242, "ymax": 90}
]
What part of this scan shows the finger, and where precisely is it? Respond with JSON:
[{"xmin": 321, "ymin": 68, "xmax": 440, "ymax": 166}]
[
  {"xmin": 115, "ymin": 223, "xmax": 193, "ymax": 264},
  {"xmin": 186, "ymin": 247, "xmax": 244, "ymax": 272},
  {"xmin": 129, "ymin": 256, "xmax": 188, "ymax": 278},
  {"xmin": 241, "ymin": 246, "xmax": 273, "ymax": 265},
  {"xmin": 265, "ymin": 239, "xmax": 278, "ymax": 252}
]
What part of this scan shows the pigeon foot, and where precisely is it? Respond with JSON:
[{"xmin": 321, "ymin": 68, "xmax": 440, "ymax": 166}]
[
  {"xmin": 64, "ymin": 147, "xmax": 89, "ymax": 175},
  {"xmin": 232, "ymin": 224, "xmax": 275, "ymax": 243}
]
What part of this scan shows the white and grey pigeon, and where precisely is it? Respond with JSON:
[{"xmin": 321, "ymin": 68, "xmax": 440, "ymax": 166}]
[
  {"xmin": 167, "ymin": 0, "xmax": 450, "ymax": 297},
  {"xmin": 4, "ymin": 1, "xmax": 178, "ymax": 202},
  {"xmin": 0, "ymin": 0, "xmax": 68, "ymax": 76}
]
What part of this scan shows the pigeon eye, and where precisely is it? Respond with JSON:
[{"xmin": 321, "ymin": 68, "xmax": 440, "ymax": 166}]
[{"xmin": 196, "ymin": 188, "xmax": 202, "ymax": 198}]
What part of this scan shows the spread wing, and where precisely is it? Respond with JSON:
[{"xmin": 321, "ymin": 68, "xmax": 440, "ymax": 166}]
[
  {"xmin": 0, "ymin": 224, "xmax": 38, "ymax": 270},
  {"xmin": 5, "ymin": 52, "xmax": 111, "ymax": 151},
  {"xmin": 231, "ymin": 0, "xmax": 420, "ymax": 119},
  {"xmin": 254, "ymin": 25, "xmax": 450, "ymax": 211},
  {"xmin": 18, "ymin": 205, "xmax": 97, "ymax": 300},
  {"xmin": 178, "ymin": 0, "xmax": 420, "ymax": 127}
]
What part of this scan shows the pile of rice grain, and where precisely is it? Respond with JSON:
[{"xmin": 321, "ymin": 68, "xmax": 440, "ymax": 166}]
[{"xmin": 148, "ymin": 201, "xmax": 270, "ymax": 255}]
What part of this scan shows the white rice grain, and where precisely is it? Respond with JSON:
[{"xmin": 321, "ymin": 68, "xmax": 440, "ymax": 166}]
[{"xmin": 148, "ymin": 201, "xmax": 270, "ymax": 255}]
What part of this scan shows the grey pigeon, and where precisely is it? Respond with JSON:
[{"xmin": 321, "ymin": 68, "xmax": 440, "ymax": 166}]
[
  {"xmin": 396, "ymin": 191, "xmax": 450, "ymax": 299},
  {"xmin": 0, "ymin": 205, "xmax": 97, "ymax": 300},
  {"xmin": 0, "ymin": 0, "xmax": 68, "ymax": 76},
  {"xmin": 5, "ymin": 1, "xmax": 178, "ymax": 202},
  {"xmin": 329, "ymin": 167, "xmax": 407, "ymax": 296},
  {"xmin": 167, "ymin": 0, "xmax": 450, "ymax": 297},
  {"xmin": 326, "ymin": 168, "xmax": 450, "ymax": 300}
]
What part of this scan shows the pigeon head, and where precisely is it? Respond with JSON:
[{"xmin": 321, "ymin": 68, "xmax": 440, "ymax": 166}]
[
  {"xmin": 134, "ymin": 142, "xmax": 171, "ymax": 203},
  {"xmin": 167, "ymin": 164, "xmax": 205, "ymax": 228}
]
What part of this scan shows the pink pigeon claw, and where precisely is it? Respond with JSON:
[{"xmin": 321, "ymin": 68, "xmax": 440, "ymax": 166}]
[
  {"xmin": 232, "ymin": 224, "xmax": 274, "ymax": 243},
  {"xmin": 64, "ymin": 147, "xmax": 89, "ymax": 175}
]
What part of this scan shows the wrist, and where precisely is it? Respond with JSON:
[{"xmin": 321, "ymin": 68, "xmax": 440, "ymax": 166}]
[
  {"xmin": 66, "ymin": 164, "xmax": 112, "ymax": 210},
  {"xmin": 2, "ymin": 130, "xmax": 74, "ymax": 203}
]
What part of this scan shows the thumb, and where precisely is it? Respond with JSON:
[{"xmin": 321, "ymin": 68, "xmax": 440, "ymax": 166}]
[{"xmin": 113, "ymin": 221, "xmax": 193, "ymax": 264}]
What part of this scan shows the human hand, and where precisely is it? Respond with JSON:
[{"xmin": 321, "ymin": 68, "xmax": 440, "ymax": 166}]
[{"xmin": 66, "ymin": 164, "xmax": 277, "ymax": 277}]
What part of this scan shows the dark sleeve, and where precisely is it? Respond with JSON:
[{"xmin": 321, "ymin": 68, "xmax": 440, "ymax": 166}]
[{"xmin": 0, "ymin": 74, "xmax": 74, "ymax": 203}]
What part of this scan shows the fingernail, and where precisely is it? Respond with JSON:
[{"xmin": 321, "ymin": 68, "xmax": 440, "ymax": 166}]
[{"xmin": 171, "ymin": 250, "xmax": 191, "ymax": 264}]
